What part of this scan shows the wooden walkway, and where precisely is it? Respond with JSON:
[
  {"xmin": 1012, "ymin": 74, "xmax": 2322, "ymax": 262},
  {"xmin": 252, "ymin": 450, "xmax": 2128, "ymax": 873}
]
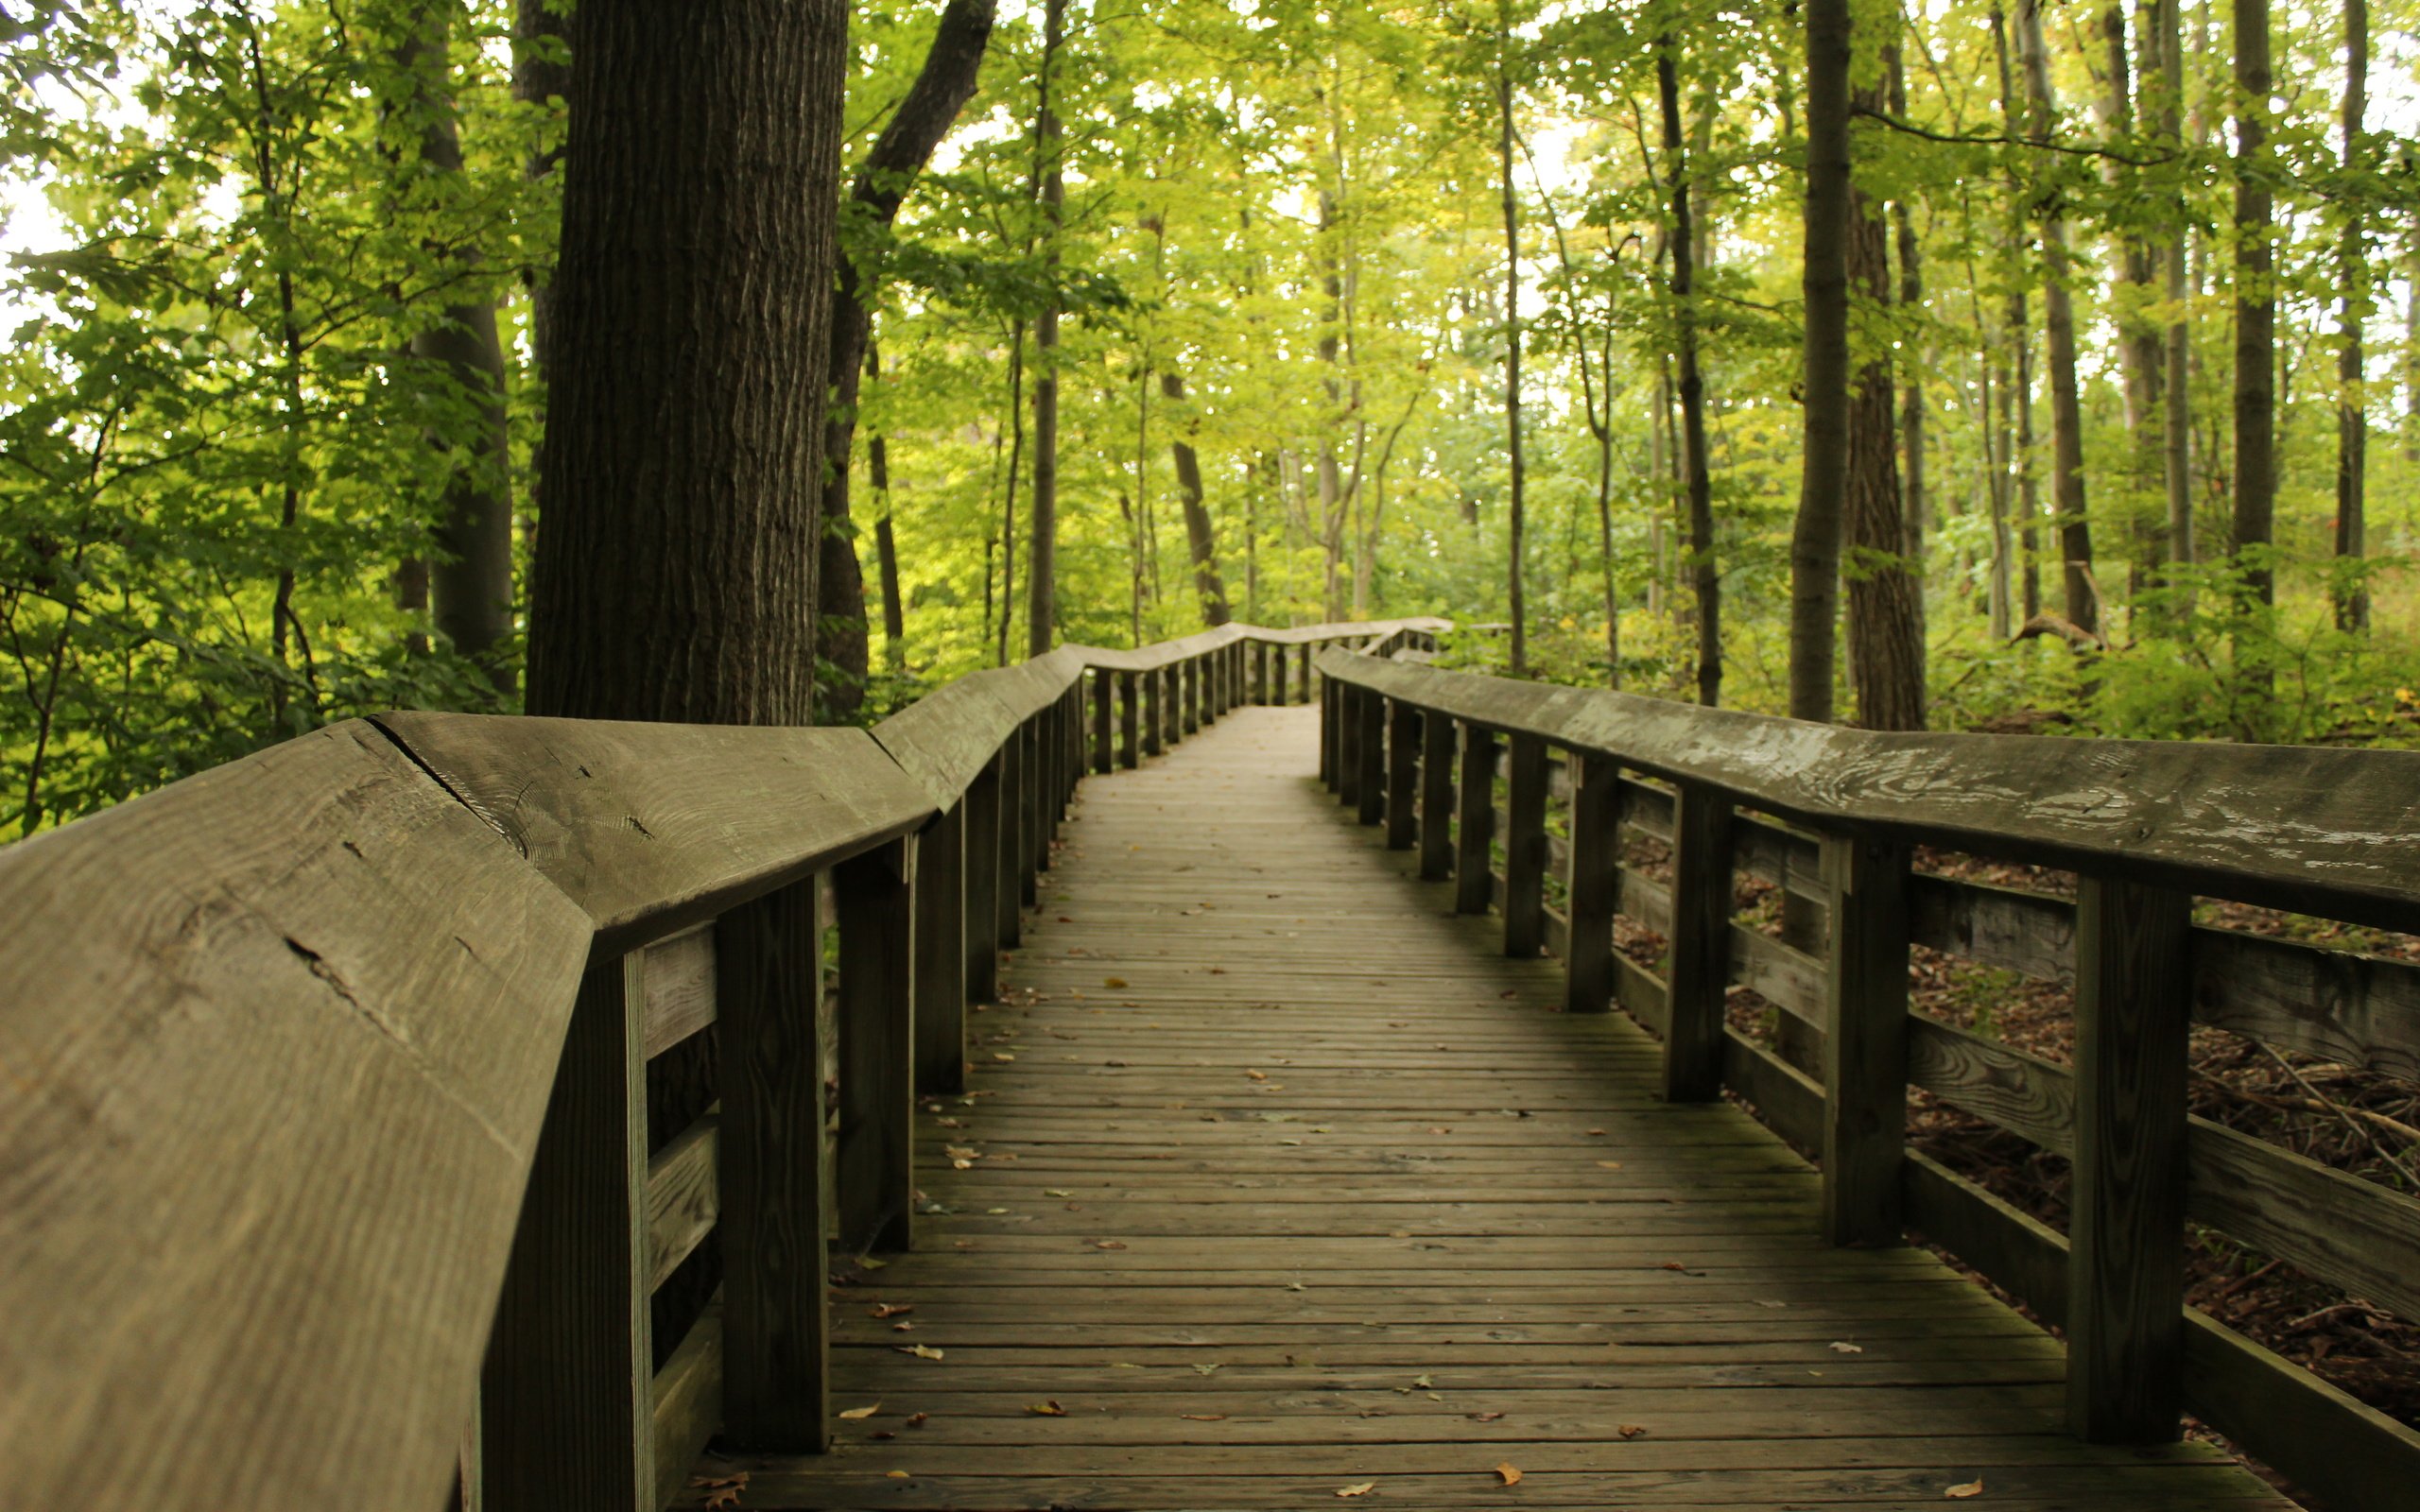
[{"xmin": 700, "ymin": 706, "xmax": 2290, "ymax": 1510}]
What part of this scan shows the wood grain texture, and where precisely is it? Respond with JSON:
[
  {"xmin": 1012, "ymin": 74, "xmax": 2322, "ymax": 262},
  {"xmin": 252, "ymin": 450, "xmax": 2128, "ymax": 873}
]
[
  {"xmin": 1356, "ymin": 690, "xmax": 1387, "ymax": 829},
  {"xmin": 1454, "ymin": 723, "xmax": 1498, "ymax": 917},
  {"xmin": 1317, "ymin": 653, "xmax": 2420, "ymax": 932},
  {"xmin": 374, "ymin": 711, "xmax": 930, "ymax": 955},
  {"xmin": 1662, "ymin": 782, "xmax": 1734, "ymax": 1103},
  {"xmin": 1503, "ymin": 733, "xmax": 1549, "ymax": 959},
  {"xmin": 651, "ymin": 1300, "xmax": 723, "ymax": 1512},
  {"xmin": 873, "ymin": 677, "xmax": 1027, "ymax": 809},
  {"xmin": 838, "ymin": 839, "xmax": 917, "ymax": 1256},
  {"xmin": 648, "ymin": 1111, "xmax": 719, "ymax": 1291},
  {"xmin": 2066, "ymin": 878, "xmax": 2190, "ymax": 1443},
  {"xmin": 913, "ymin": 802, "xmax": 968, "ymax": 1096},
  {"xmin": 643, "ymin": 923, "xmax": 717, "ymax": 1058},
  {"xmin": 0, "ymin": 720, "xmax": 592, "ymax": 1512},
  {"xmin": 1418, "ymin": 702, "xmax": 1456, "ymax": 881},
  {"xmin": 1564, "ymin": 752, "xmax": 1618, "ymax": 1014},
  {"xmin": 1819, "ymin": 833, "xmax": 1913, "ymax": 1249},
  {"xmin": 1385, "ymin": 700, "xmax": 1419, "ymax": 850},
  {"xmin": 1092, "ymin": 669, "xmax": 1114, "ymax": 774},
  {"xmin": 963, "ymin": 757, "xmax": 1003, "ymax": 1004}
]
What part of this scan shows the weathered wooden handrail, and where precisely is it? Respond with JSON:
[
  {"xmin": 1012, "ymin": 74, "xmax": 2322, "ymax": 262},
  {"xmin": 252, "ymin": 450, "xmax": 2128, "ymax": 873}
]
[
  {"xmin": 1316, "ymin": 649, "xmax": 2420, "ymax": 1511},
  {"xmin": 0, "ymin": 617, "xmax": 1441, "ymax": 1512}
]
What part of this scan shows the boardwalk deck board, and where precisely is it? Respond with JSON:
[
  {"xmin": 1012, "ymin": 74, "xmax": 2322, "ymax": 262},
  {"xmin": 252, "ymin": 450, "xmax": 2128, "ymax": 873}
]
[{"xmin": 689, "ymin": 707, "xmax": 2294, "ymax": 1511}]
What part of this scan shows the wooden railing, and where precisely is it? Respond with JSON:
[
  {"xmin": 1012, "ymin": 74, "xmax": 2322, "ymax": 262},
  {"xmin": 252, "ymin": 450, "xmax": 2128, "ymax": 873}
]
[
  {"xmin": 0, "ymin": 617, "xmax": 1442, "ymax": 1512},
  {"xmin": 1317, "ymin": 651, "xmax": 2420, "ymax": 1511}
]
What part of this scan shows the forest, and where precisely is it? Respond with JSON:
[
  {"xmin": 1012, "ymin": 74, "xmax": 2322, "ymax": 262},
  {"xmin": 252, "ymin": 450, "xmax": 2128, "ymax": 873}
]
[{"xmin": 1, "ymin": 0, "xmax": 2415, "ymax": 839}]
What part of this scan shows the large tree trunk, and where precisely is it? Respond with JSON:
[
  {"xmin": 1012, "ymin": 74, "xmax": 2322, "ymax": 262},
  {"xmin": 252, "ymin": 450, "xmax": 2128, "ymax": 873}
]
[
  {"xmin": 525, "ymin": 0, "xmax": 844, "ymax": 725},
  {"xmin": 1496, "ymin": 10, "xmax": 1527, "ymax": 676},
  {"xmin": 1789, "ymin": 0, "xmax": 1852, "ymax": 724},
  {"xmin": 815, "ymin": 0, "xmax": 995, "ymax": 713},
  {"xmin": 2016, "ymin": 0, "xmax": 2098, "ymax": 637},
  {"xmin": 397, "ymin": 0, "xmax": 514, "ymax": 690},
  {"xmin": 1845, "ymin": 162, "xmax": 1926, "ymax": 731},
  {"xmin": 2334, "ymin": 0, "xmax": 2369, "ymax": 630},
  {"xmin": 1160, "ymin": 371, "xmax": 1230, "ymax": 626},
  {"xmin": 1659, "ymin": 39, "xmax": 1719, "ymax": 707},
  {"xmin": 1026, "ymin": 0, "xmax": 1064, "ymax": 660},
  {"xmin": 2231, "ymin": 0, "xmax": 2275, "ymax": 613}
]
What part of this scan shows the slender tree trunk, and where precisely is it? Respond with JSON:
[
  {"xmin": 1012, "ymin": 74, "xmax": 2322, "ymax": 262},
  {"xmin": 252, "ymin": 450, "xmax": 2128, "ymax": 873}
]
[
  {"xmin": 1026, "ymin": 0, "xmax": 1065, "ymax": 659},
  {"xmin": 398, "ymin": 0, "xmax": 514, "ymax": 690},
  {"xmin": 1658, "ymin": 40, "xmax": 1719, "ymax": 705},
  {"xmin": 2231, "ymin": 0, "xmax": 2275, "ymax": 618},
  {"xmin": 1160, "ymin": 371, "xmax": 1230, "ymax": 627},
  {"xmin": 1789, "ymin": 0, "xmax": 1853, "ymax": 723},
  {"xmin": 1496, "ymin": 14, "xmax": 1527, "ymax": 673},
  {"xmin": 2158, "ymin": 0, "xmax": 2194, "ymax": 582},
  {"xmin": 2104, "ymin": 2, "xmax": 2166, "ymax": 596},
  {"xmin": 1888, "ymin": 43, "xmax": 1927, "ymax": 661},
  {"xmin": 1845, "ymin": 77, "xmax": 1925, "ymax": 731},
  {"xmin": 869, "ymin": 345, "xmax": 906, "ymax": 671},
  {"xmin": 997, "ymin": 323, "xmax": 1025, "ymax": 667},
  {"xmin": 512, "ymin": 0, "xmax": 569, "ymax": 566},
  {"xmin": 815, "ymin": 0, "xmax": 994, "ymax": 712},
  {"xmin": 526, "ymin": 0, "xmax": 844, "ymax": 727},
  {"xmin": 1316, "ymin": 188, "xmax": 1346, "ymax": 619},
  {"xmin": 2334, "ymin": 0, "xmax": 2369, "ymax": 630},
  {"xmin": 2016, "ymin": 0, "xmax": 2098, "ymax": 637},
  {"xmin": 1982, "ymin": 326, "xmax": 2015, "ymax": 638}
]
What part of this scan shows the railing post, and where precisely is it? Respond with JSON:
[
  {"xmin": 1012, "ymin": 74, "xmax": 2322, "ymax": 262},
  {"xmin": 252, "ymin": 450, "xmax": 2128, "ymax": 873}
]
[
  {"xmin": 1818, "ymin": 830, "xmax": 1912, "ymax": 1246},
  {"xmin": 2066, "ymin": 876, "xmax": 2191, "ymax": 1443},
  {"xmin": 1063, "ymin": 686, "xmax": 1082, "ymax": 810},
  {"xmin": 1181, "ymin": 657, "xmax": 1201, "ymax": 735},
  {"xmin": 480, "ymin": 954, "xmax": 651, "ymax": 1510},
  {"xmin": 964, "ymin": 754, "xmax": 1002, "ymax": 1003},
  {"xmin": 996, "ymin": 729, "xmax": 1024, "ymax": 947},
  {"xmin": 1118, "ymin": 672, "xmax": 1139, "ymax": 769},
  {"xmin": 913, "ymin": 803, "xmax": 967, "ymax": 1095},
  {"xmin": 1254, "ymin": 643, "xmax": 1270, "ymax": 704},
  {"xmin": 837, "ymin": 836, "xmax": 915, "ymax": 1256},
  {"xmin": 1297, "ymin": 644, "xmax": 1311, "ymax": 702},
  {"xmin": 1662, "ymin": 781, "xmax": 1734, "ymax": 1101},
  {"xmin": 1384, "ymin": 699, "xmax": 1418, "ymax": 850},
  {"xmin": 1355, "ymin": 688, "xmax": 1386, "ymax": 825},
  {"xmin": 1502, "ymin": 732, "xmax": 1547, "ymax": 956},
  {"xmin": 1337, "ymin": 685, "xmax": 1361, "ymax": 807},
  {"xmin": 1454, "ymin": 723, "xmax": 1497, "ymax": 915},
  {"xmin": 1271, "ymin": 644, "xmax": 1288, "ymax": 706},
  {"xmin": 1162, "ymin": 665, "xmax": 1181, "ymax": 749},
  {"xmin": 1143, "ymin": 670, "xmax": 1165, "ymax": 757},
  {"xmin": 1564, "ymin": 752, "xmax": 1618, "ymax": 1013},
  {"xmin": 1418, "ymin": 703, "xmax": 1455, "ymax": 881},
  {"xmin": 717, "ymin": 877, "xmax": 831, "ymax": 1452},
  {"xmin": 1019, "ymin": 718, "xmax": 1044, "ymax": 899},
  {"xmin": 1091, "ymin": 670, "xmax": 1112, "ymax": 775}
]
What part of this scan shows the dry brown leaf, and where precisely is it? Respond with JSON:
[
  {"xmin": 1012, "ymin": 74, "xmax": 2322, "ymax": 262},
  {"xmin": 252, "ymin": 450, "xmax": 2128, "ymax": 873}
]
[
  {"xmin": 1182, "ymin": 1413, "xmax": 1229, "ymax": 1421},
  {"xmin": 1247, "ymin": 1069, "xmax": 1269, "ymax": 1081},
  {"xmin": 1336, "ymin": 1483, "xmax": 1377, "ymax": 1499},
  {"xmin": 1828, "ymin": 1341, "xmax": 1864, "ymax": 1354},
  {"xmin": 1617, "ymin": 1424, "xmax": 1647, "ymax": 1439},
  {"xmin": 1596, "ymin": 1160, "xmax": 1624, "ymax": 1170},
  {"xmin": 897, "ymin": 1343, "xmax": 944, "ymax": 1360},
  {"xmin": 885, "ymin": 1469, "xmax": 910, "ymax": 1480},
  {"xmin": 992, "ymin": 1051, "xmax": 1015, "ymax": 1061},
  {"xmin": 1470, "ymin": 1411, "xmax": 1506, "ymax": 1422},
  {"xmin": 1096, "ymin": 1239, "xmax": 1128, "ymax": 1250},
  {"xmin": 694, "ymin": 1470, "xmax": 749, "ymax": 1511},
  {"xmin": 1104, "ymin": 977, "xmax": 1129, "ymax": 988},
  {"xmin": 838, "ymin": 1403, "xmax": 882, "ymax": 1420},
  {"xmin": 905, "ymin": 1412, "xmax": 929, "ymax": 1428},
  {"xmin": 1495, "ymin": 1462, "xmax": 1523, "ymax": 1486},
  {"xmin": 1945, "ymin": 1478, "xmax": 1984, "ymax": 1499},
  {"xmin": 1028, "ymin": 1400, "xmax": 1068, "ymax": 1416},
  {"xmin": 872, "ymin": 1302, "xmax": 913, "ymax": 1319}
]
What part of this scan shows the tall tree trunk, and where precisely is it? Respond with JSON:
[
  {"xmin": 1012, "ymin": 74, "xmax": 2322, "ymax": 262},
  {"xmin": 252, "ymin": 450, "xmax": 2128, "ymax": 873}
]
[
  {"xmin": 1845, "ymin": 155, "xmax": 1926, "ymax": 730},
  {"xmin": 2158, "ymin": 0, "xmax": 2194, "ymax": 583},
  {"xmin": 1496, "ymin": 9, "xmax": 1527, "ymax": 676},
  {"xmin": 1658, "ymin": 39, "xmax": 1719, "ymax": 706},
  {"xmin": 2231, "ymin": 0, "xmax": 2275, "ymax": 618},
  {"xmin": 1887, "ymin": 43, "xmax": 1927, "ymax": 662},
  {"xmin": 2333, "ymin": 0, "xmax": 2369, "ymax": 630},
  {"xmin": 1026, "ymin": 0, "xmax": 1065, "ymax": 660},
  {"xmin": 399, "ymin": 0, "xmax": 514, "ymax": 690},
  {"xmin": 1161, "ymin": 371, "xmax": 1230, "ymax": 625},
  {"xmin": 2016, "ymin": 0, "xmax": 2098, "ymax": 637},
  {"xmin": 525, "ymin": 0, "xmax": 843, "ymax": 725},
  {"xmin": 997, "ymin": 321, "xmax": 1025, "ymax": 667},
  {"xmin": 815, "ymin": 0, "xmax": 995, "ymax": 713},
  {"xmin": 1982, "ymin": 323, "xmax": 2015, "ymax": 637},
  {"xmin": 869, "ymin": 345, "xmax": 907, "ymax": 671},
  {"xmin": 1316, "ymin": 187, "xmax": 1346, "ymax": 619},
  {"xmin": 2103, "ymin": 2, "xmax": 2166, "ymax": 595},
  {"xmin": 512, "ymin": 0, "xmax": 569, "ymax": 565},
  {"xmin": 1789, "ymin": 0, "xmax": 1852, "ymax": 723}
]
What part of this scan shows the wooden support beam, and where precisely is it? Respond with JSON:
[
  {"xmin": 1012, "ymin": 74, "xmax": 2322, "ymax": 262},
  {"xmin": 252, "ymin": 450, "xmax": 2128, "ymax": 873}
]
[
  {"xmin": 1253, "ymin": 643, "xmax": 1269, "ymax": 704},
  {"xmin": 1455, "ymin": 723, "xmax": 1499, "ymax": 916},
  {"xmin": 1820, "ymin": 831, "xmax": 1913, "ymax": 1247},
  {"xmin": 1384, "ymin": 700, "xmax": 1419, "ymax": 850},
  {"xmin": 1564, "ymin": 751, "xmax": 1618, "ymax": 1013},
  {"xmin": 837, "ymin": 837, "xmax": 915, "ymax": 1255},
  {"xmin": 912, "ymin": 803, "xmax": 966, "ymax": 1096},
  {"xmin": 1022, "ymin": 718, "xmax": 1046, "ymax": 892},
  {"xmin": 715, "ymin": 878, "xmax": 830, "ymax": 1452},
  {"xmin": 1662, "ymin": 782, "xmax": 1734, "ymax": 1102},
  {"xmin": 1297, "ymin": 644, "xmax": 1311, "ymax": 703},
  {"xmin": 995, "ymin": 731, "xmax": 1023, "ymax": 948},
  {"xmin": 1142, "ymin": 670, "xmax": 1164, "ymax": 758},
  {"xmin": 2067, "ymin": 876, "xmax": 2192, "ymax": 1443},
  {"xmin": 480, "ymin": 954, "xmax": 651, "ymax": 1509},
  {"xmin": 1163, "ymin": 665, "xmax": 1181, "ymax": 748},
  {"xmin": 1337, "ymin": 685, "xmax": 1361, "ymax": 808},
  {"xmin": 1355, "ymin": 687, "xmax": 1387, "ymax": 827},
  {"xmin": 1117, "ymin": 673, "xmax": 1139, "ymax": 770},
  {"xmin": 1181, "ymin": 658, "xmax": 1200, "ymax": 735},
  {"xmin": 1418, "ymin": 704, "xmax": 1455, "ymax": 882},
  {"xmin": 963, "ymin": 756, "xmax": 1002, "ymax": 1005},
  {"xmin": 1501, "ymin": 732, "xmax": 1548, "ymax": 957},
  {"xmin": 1091, "ymin": 671, "xmax": 1112, "ymax": 775}
]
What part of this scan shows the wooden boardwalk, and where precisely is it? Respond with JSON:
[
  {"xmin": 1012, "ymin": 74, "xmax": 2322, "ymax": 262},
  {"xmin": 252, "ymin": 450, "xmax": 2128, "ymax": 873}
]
[{"xmin": 700, "ymin": 706, "xmax": 2291, "ymax": 1510}]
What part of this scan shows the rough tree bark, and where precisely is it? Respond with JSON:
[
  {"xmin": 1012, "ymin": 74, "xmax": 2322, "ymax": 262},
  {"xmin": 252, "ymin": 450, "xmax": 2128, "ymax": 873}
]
[
  {"xmin": 1887, "ymin": 43, "xmax": 1927, "ymax": 660},
  {"xmin": 1845, "ymin": 137, "xmax": 1926, "ymax": 732},
  {"xmin": 2334, "ymin": 0, "xmax": 2368, "ymax": 630},
  {"xmin": 524, "ymin": 0, "xmax": 845, "ymax": 725},
  {"xmin": 2017, "ymin": 0, "xmax": 2099, "ymax": 637},
  {"xmin": 2231, "ymin": 0, "xmax": 2274, "ymax": 611},
  {"xmin": 1496, "ymin": 4, "xmax": 1527, "ymax": 677},
  {"xmin": 1789, "ymin": 0, "xmax": 1852, "ymax": 724},
  {"xmin": 2157, "ymin": 0, "xmax": 2194, "ymax": 582},
  {"xmin": 815, "ymin": 0, "xmax": 995, "ymax": 713},
  {"xmin": 1161, "ymin": 371, "xmax": 1231, "ymax": 625},
  {"xmin": 1659, "ymin": 37, "xmax": 1719, "ymax": 707},
  {"xmin": 1027, "ymin": 0, "xmax": 1065, "ymax": 660}
]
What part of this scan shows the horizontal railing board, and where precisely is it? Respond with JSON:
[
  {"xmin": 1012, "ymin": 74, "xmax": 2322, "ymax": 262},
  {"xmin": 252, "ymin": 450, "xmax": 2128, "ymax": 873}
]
[
  {"xmin": 651, "ymin": 1297, "xmax": 722, "ymax": 1512},
  {"xmin": 1066, "ymin": 617, "xmax": 1445, "ymax": 675},
  {"xmin": 872, "ymin": 679, "xmax": 1026, "ymax": 809},
  {"xmin": 648, "ymin": 1112, "xmax": 719, "ymax": 1293},
  {"xmin": 1322, "ymin": 653, "xmax": 2420, "ymax": 933},
  {"xmin": 643, "ymin": 923, "xmax": 717, "ymax": 1059},
  {"xmin": 374, "ymin": 713, "xmax": 933, "ymax": 958},
  {"xmin": 0, "ymin": 719, "xmax": 594, "ymax": 1512}
]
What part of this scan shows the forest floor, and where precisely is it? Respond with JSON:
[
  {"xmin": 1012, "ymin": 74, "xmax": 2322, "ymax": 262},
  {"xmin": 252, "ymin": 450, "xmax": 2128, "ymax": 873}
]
[{"xmin": 1599, "ymin": 830, "xmax": 2420, "ymax": 1504}]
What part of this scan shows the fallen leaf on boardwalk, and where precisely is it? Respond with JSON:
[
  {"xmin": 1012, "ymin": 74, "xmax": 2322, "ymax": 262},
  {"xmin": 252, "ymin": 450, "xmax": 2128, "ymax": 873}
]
[
  {"xmin": 872, "ymin": 1302, "xmax": 913, "ymax": 1318},
  {"xmin": 838, "ymin": 1403, "xmax": 882, "ymax": 1420},
  {"xmin": 1104, "ymin": 977, "xmax": 1129, "ymax": 988},
  {"xmin": 892, "ymin": 1322, "xmax": 914, "ymax": 1332},
  {"xmin": 885, "ymin": 1470, "xmax": 910, "ymax": 1479},
  {"xmin": 1586, "ymin": 1128, "xmax": 1606, "ymax": 1136},
  {"xmin": 1336, "ymin": 1483, "xmax": 1377, "ymax": 1499},
  {"xmin": 693, "ymin": 1470, "xmax": 748, "ymax": 1510},
  {"xmin": 1058, "ymin": 916, "xmax": 1074, "ymax": 922},
  {"xmin": 1045, "ymin": 1188, "xmax": 1073, "ymax": 1197},
  {"xmin": 1182, "ymin": 1413, "xmax": 1228, "ymax": 1421},
  {"xmin": 1247, "ymin": 1069, "xmax": 1269, "ymax": 1081},
  {"xmin": 1096, "ymin": 1239, "xmax": 1128, "ymax": 1250},
  {"xmin": 1945, "ymin": 1478, "xmax": 1984, "ymax": 1499},
  {"xmin": 1028, "ymin": 1400, "xmax": 1067, "ymax": 1416},
  {"xmin": 1617, "ymin": 1424, "xmax": 1647, "ymax": 1439},
  {"xmin": 1471, "ymin": 1411, "xmax": 1506, "ymax": 1422},
  {"xmin": 1287, "ymin": 1280, "xmax": 1307, "ymax": 1292},
  {"xmin": 870, "ymin": 1431, "xmax": 895, "ymax": 1440},
  {"xmin": 936, "ymin": 1117, "xmax": 964, "ymax": 1128},
  {"xmin": 1828, "ymin": 1341, "xmax": 1864, "ymax": 1354},
  {"xmin": 951, "ymin": 1159, "xmax": 974, "ymax": 1169},
  {"xmin": 1412, "ymin": 1374, "xmax": 1434, "ymax": 1388},
  {"xmin": 1209, "ymin": 966, "xmax": 1228, "ymax": 973},
  {"xmin": 992, "ymin": 1052, "xmax": 1016, "ymax": 1061},
  {"xmin": 856, "ymin": 1254, "xmax": 888, "ymax": 1270},
  {"xmin": 1427, "ymin": 1126, "xmax": 1451, "ymax": 1135},
  {"xmin": 1192, "ymin": 1362, "xmax": 1222, "ymax": 1375},
  {"xmin": 1495, "ymin": 1463, "xmax": 1523, "ymax": 1486},
  {"xmin": 897, "ymin": 1343, "xmax": 944, "ymax": 1360},
  {"xmin": 1596, "ymin": 1160, "xmax": 1624, "ymax": 1170}
]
